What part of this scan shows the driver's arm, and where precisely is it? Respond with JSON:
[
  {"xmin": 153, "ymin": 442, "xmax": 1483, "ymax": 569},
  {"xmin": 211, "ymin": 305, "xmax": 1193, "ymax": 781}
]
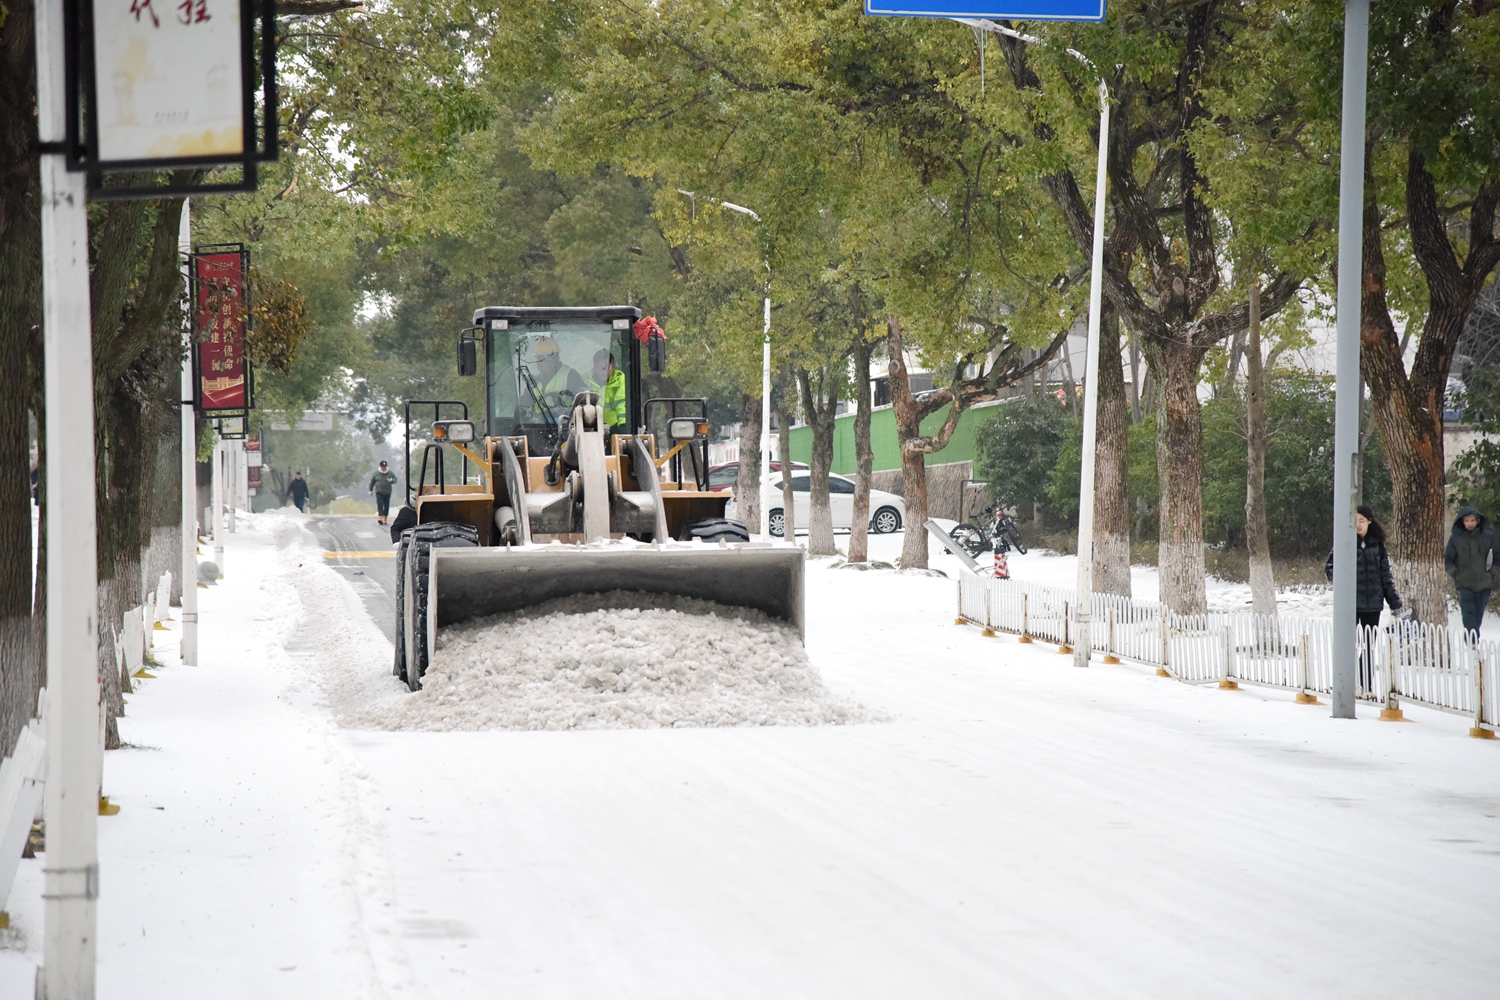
[{"xmin": 566, "ymin": 367, "xmax": 588, "ymax": 396}]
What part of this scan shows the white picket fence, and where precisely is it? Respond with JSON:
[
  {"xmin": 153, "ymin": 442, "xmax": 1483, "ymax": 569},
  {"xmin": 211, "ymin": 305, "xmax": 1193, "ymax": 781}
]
[
  {"xmin": 0, "ymin": 688, "xmax": 47, "ymax": 918},
  {"xmin": 958, "ymin": 571, "xmax": 1499, "ymax": 734},
  {"xmin": 0, "ymin": 571, "xmax": 173, "ymax": 918}
]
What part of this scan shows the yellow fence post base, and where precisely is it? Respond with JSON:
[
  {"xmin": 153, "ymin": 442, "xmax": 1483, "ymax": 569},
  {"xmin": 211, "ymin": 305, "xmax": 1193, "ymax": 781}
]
[
  {"xmin": 1057, "ymin": 645, "xmax": 1073, "ymax": 655},
  {"xmin": 152, "ymin": 622, "xmax": 170, "ymax": 632},
  {"xmin": 1218, "ymin": 680, "xmax": 1240, "ymax": 690},
  {"xmin": 1295, "ymin": 692, "xmax": 1322, "ymax": 705},
  {"xmin": 1379, "ymin": 708, "xmax": 1406, "ymax": 722},
  {"xmin": 1470, "ymin": 727, "xmax": 1497, "ymax": 740},
  {"xmin": 954, "ymin": 618, "xmax": 967, "ymax": 626},
  {"xmin": 131, "ymin": 668, "xmax": 155, "ymax": 679},
  {"xmin": 1155, "ymin": 667, "xmax": 1171, "ymax": 677},
  {"xmin": 981, "ymin": 628, "xmax": 997, "ymax": 638},
  {"xmin": 99, "ymin": 795, "xmax": 120, "ymax": 816},
  {"xmin": 0, "ymin": 912, "xmax": 9, "ymax": 929},
  {"xmin": 1018, "ymin": 636, "xmax": 1033, "ymax": 644},
  {"xmin": 1102, "ymin": 655, "xmax": 1121, "ymax": 664}
]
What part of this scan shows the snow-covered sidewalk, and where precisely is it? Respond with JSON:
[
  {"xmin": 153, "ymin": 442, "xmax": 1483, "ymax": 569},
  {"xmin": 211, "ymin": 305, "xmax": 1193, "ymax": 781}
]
[{"xmin": 3, "ymin": 513, "xmax": 1498, "ymax": 997}]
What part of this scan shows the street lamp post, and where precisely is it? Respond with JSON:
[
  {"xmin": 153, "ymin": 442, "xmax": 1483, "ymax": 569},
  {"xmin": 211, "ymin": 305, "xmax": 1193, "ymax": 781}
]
[
  {"xmin": 1331, "ymin": 0, "xmax": 1372, "ymax": 719},
  {"xmin": 962, "ymin": 20, "xmax": 1111, "ymax": 668},
  {"xmin": 676, "ymin": 191, "xmax": 773, "ymax": 541}
]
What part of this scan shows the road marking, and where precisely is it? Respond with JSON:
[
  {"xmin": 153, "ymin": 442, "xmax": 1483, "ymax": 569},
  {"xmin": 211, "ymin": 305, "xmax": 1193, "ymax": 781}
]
[{"xmin": 324, "ymin": 551, "xmax": 396, "ymax": 559}]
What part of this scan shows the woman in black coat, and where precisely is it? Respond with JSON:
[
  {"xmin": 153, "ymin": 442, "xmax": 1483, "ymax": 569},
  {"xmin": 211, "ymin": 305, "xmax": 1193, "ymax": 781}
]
[{"xmin": 1324, "ymin": 505, "xmax": 1404, "ymax": 628}]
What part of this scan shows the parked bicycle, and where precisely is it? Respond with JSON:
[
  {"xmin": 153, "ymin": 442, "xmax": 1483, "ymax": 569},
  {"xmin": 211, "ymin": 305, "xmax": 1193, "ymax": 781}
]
[{"xmin": 948, "ymin": 503, "xmax": 1028, "ymax": 558}]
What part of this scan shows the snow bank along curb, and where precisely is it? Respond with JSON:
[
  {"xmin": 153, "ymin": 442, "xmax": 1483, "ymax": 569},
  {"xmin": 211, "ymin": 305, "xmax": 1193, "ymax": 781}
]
[
  {"xmin": 957, "ymin": 571, "xmax": 1500, "ymax": 735},
  {"xmin": 262, "ymin": 515, "xmax": 871, "ymax": 732}
]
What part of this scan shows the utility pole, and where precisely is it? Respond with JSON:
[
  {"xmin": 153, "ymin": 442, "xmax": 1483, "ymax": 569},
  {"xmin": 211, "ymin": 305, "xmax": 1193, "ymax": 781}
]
[
  {"xmin": 180, "ymin": 206, "xmax": 198, "ymax": 664},
  {"xmin": 227, "ymin": 443, "xmax": 238, "ymax": 533},
  {"xmin": 676, "ymin": 190, "xmax": 772, "ymax": 540},
  {"xmin": 963, "ymin": 19, "xmax": 1111, "ymax": 668},
  {"xmin": 1331, "ymin": 0, "xmax": 1371, "ymax": 719},
  {"xmin": 212, "ymin": 438, "xmax": 224, "ymax": 576},
  {"xmin": 35, "ymin": 0, "xmax": 101, "ymax": 992},
  {"xmin": 762, "ymin": 298, "xmax": 772, "ymax": 542}
]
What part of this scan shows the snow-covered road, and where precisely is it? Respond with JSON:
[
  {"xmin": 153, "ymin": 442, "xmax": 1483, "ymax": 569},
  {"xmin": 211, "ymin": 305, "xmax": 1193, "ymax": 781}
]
[{"xmin": 3, "ymin": 513, "xmax": 1497, "ymax": 997}]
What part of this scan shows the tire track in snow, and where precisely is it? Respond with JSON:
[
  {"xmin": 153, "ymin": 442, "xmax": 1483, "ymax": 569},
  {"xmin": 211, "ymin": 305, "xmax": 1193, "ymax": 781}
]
[{"xmin": 266, "ymin": 515, "xmax": 418, "ymax": 997}]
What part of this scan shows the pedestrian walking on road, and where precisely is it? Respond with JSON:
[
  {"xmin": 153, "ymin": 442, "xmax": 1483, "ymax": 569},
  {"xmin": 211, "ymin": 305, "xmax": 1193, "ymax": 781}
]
[
  {"xmin": 1445, "ymin": 504, "xmax": 1498, "ymax": 636},
  {"xmin": 369, "ymin": 460, "xmax": 397, "ymax": 525},
  {"xmin": 289, "ymin": 471, "xmax": 309, "ymax": 513}
]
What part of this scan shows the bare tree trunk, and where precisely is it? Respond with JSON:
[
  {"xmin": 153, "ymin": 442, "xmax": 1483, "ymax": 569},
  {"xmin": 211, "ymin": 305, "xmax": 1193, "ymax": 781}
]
[
  {"xmin": 1151, "ymin": 340, "xmax": 1209, "ymax": 614},
  {"xmin": 1093, "ymin": 307, "xmax": 1131, "ymax": 597},
  {"xmin": 1357, "ymin": 149, "xmax": 1500, "ymax": 625},
  {"xmin": 797, "ymin": 367, "xmax": 838, "ymax": 556},
  {"xmin": 777, "ymin": 395, "xmax": 795, "ymax": 540},
  {"xmin": 735, "ymin": 391, "xmax": 761, "ymax": 531},
  {"xmin": 1060, "ymin": 338, "xmax": 1078, "ymax": 411},
  {"xmin": 30, "ymin": 397, "xmax": 47, "ymax": 741},
  {"xmin": 848, "ymin": 334, "xmax": 874, "ymax": 563},
  {"xmin": 888, "ymin": 317, "xmax": 931, "ymax": 569},
  {"xmin": 1245, "ymin": 283, "xmax": 1276, "ymax": 617},
  {"xmin": 1221, "ymin": 322, "xmax": 1247, "ymax": 397},
  {"xmin": 0, "ymin": 6, "xmax": 42, "ymax": 754},
  {"xmin": 1128, "ymin": 337, "xmax": 1142, "ymax": 424}
]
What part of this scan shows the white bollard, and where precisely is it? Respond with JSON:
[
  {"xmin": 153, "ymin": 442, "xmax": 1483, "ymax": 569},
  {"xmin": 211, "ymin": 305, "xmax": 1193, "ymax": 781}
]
[{"xmin": 155, "ymin": 571, "xmax": 172, "ymax": 623}]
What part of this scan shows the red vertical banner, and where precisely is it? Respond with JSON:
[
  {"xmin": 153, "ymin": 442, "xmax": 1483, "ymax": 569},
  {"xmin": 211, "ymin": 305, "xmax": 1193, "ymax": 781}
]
[
  {"xmin": 245, "ymin": 434, "xmax": 262, "ymax": 490},
  {"xmin": 192, "ymin": 246, "xmax": 252, "ymax": 414}
]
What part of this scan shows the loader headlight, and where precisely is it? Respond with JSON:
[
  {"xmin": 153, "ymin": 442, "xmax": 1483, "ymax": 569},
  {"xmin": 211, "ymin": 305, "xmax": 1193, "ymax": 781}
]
[
  {"xmin": 433, "ymin": 420, "xmax": 476, "ymax": 443},
  {"xmin": 668, "ymin": 417, "xmax": 707, "ymax": 441}
]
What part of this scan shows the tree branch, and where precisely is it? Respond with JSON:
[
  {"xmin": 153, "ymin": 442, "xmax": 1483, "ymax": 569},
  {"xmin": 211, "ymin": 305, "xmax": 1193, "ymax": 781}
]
[{"xmin": 276, "ymin": 0, "xmax": 362, "ymax": 15}]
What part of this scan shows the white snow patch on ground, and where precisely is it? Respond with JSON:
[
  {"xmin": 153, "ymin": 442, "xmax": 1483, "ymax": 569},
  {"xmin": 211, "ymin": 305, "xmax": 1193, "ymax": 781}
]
[
  {"xmin": 350, "ymin": 593, "xmax": 867, "ymax": 732},
  {"xmin": 5, "ymin": 514, "xmax": 1498, "ymax": 999}
]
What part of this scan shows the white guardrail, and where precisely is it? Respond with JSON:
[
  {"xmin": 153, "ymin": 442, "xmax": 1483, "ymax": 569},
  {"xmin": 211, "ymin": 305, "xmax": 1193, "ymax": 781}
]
[{"xmin": 956, "ymin": 569, "xmax": 1500, "ymax": 736}]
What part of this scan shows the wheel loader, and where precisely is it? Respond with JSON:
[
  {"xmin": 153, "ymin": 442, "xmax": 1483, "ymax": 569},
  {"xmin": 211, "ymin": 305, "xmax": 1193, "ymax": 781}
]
[{"xmin": 391, "ymin": 305, "xmax": 805, "ymax": 690}]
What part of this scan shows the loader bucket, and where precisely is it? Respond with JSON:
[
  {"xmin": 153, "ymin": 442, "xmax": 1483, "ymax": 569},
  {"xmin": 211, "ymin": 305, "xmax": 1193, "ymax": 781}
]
[{"xmin": 428, "ymin": 543, "xmax": 806, "ymax": 646}]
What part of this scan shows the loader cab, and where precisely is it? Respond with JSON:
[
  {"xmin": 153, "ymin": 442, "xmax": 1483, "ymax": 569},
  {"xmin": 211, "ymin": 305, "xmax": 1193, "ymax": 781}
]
[{"xmin": 472, "ymin": 305, "xmax": 644, "ymax": 457}]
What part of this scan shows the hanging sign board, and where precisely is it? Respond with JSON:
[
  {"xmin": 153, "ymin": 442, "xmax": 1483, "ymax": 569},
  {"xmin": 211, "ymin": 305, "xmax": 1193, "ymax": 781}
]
[
  {"xmin": 864, "ymin": 1, "xmax": 1104, "ymax": 19},
  {"xmin": 192, "ymin": 244, "xmax": 253, "ymax": 415},
  {"xmin": 91, "ymin": 0, "xmax": 248, "ymax": 162},
  {"xmin": 63, "ymin": 0, "xmax": 278, "ymax": 199}
]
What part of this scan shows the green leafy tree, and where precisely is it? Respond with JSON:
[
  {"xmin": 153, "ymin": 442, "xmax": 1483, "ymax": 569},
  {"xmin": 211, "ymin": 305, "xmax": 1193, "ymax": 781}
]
[
  {"xmin": 1197, "ymin": 0, "xmax": 1500, "ymax": 621},
  {"xmin": 976, "ymin": 397, "xmax": 1071, "ymax": 519}
]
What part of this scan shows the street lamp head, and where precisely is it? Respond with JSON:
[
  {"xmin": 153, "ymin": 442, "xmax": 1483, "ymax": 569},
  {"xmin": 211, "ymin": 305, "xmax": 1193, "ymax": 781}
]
[{"xmin": 719, "ymin": 201, "xmax": 762, "ymax": 222}]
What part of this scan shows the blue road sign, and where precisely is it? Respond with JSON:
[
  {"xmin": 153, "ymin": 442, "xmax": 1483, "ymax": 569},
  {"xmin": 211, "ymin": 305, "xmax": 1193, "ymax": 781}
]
[{"xmin": 865, "ymin": 1, "xmax": 1105, "ymax": 20}]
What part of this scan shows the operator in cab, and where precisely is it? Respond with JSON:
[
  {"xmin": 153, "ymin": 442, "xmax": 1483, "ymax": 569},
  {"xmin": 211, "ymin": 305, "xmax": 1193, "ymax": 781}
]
[
  {"xmin": 590, "ymin": 349, "xmax": 627, "ymax": 432},
  {"xmin": 531, "ymin": 336, "xmax": 587, "ymax": 407}
]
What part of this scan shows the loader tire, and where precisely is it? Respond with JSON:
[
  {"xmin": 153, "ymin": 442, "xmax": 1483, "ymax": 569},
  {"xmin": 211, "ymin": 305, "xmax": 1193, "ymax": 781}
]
[
  {"xmin": 405, "ymin": 521, "xmax": 480, "ymax": 692},
  {"xmin": 680, "ymin": 517, "xmax": 751, "ymax": 544},
  {"xmin": 392, "ymin": 531, "xmax": 412, "ymax": 683}
]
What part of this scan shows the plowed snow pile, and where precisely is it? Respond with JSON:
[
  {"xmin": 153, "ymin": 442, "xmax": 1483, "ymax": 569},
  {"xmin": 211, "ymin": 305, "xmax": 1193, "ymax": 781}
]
[{"xmin": 356, "ymin": 591, "xmax": 868, "ymax": 731}]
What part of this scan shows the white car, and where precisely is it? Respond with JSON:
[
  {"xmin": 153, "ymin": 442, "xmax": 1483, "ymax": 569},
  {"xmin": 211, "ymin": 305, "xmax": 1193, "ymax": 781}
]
[{"xmin": 728, "ymin": 472, "xmax": 906, "ymax": 537}]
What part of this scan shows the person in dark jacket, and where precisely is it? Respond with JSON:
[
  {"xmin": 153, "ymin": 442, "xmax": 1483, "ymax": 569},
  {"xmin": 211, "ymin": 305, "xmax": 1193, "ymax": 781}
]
[
  {"xmin": 288, "ymin": 471, "xmax": 310, "ymax": 512},
  {"xmin": 1444, "ymin": 504, "xmax": 1499, "ymax": 635},
  {"xmin": 1325, "ymin": 505, "xmax": 1404, "ymax": 629},
  {"xmin": 368, "ymin": 460, "xmax": 398, "ymax": 525}
]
